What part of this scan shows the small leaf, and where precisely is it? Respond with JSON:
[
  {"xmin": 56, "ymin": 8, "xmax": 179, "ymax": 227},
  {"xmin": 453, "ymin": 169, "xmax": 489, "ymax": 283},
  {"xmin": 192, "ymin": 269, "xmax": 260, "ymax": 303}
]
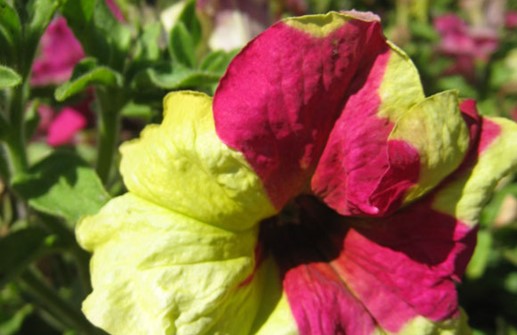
[
  {"xmin": 0, "ymin": 65, "xmax": 21, "ymax": 89},
  {"xmin": 0, "ymin": 227, "xmax": 49, "ymax": 286},
  {"xmin": 199, "ymin": 50, "xmax": 239, "ymax": 74},
  {"xmin": 0, "ymin": 304, "xmax": 33, "ymax": 335},
  {"xmin": 13, "ymin": 152, "xmax": 111, "ymax": 224},
  {"xmin": 0, "ymin": 0, "xmax": 22, "ymax": 58},
  {"xmin": 169, "ymin": 22, "xmax": 196, "ymax": 67},
  {"xmin": 62, "ymin": 0, "xmax": 131, "ymax": 69},
  {"xmin": 121, "ymin": 101, "xmax": 154, "ymax": 121},
  {"xmin": 131, "ymin": 64, "xmax": 221, "ymax": 91},
  {"xmin": 24, "ymin": 0, "xmax": 60, "ymax": 70},
  {"xmin": 55, "ymin": 58, "xmax": 122, "ymax": 101},
  {"xmin": 176, "ymin": 0, "xmax": 202, "ymax": 46}
]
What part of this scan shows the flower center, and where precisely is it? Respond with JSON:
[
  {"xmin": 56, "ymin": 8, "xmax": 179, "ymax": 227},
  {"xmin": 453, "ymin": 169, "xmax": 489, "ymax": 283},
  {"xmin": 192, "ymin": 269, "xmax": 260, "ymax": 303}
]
[{"xmin": 259, "ymin": 195, "xmax": 349, "ymax": 270}]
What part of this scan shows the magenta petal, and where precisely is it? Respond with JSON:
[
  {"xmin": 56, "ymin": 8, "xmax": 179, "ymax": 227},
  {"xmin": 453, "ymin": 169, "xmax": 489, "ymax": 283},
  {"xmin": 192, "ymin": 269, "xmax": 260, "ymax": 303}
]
[
  {"xmin": 214, "ymin": 15, "xmax": 387, "ymax": 209},
  {"xmin": 47, "ymin": 107, "xmax": 87, "ymax": 146}
]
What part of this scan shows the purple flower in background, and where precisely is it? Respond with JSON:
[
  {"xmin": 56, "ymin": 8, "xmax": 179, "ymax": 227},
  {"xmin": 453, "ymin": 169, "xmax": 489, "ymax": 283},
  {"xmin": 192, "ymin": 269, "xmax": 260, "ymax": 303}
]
[{"xmin": 31, "ymin": 17, "xmax": 85, "ymax": 87}]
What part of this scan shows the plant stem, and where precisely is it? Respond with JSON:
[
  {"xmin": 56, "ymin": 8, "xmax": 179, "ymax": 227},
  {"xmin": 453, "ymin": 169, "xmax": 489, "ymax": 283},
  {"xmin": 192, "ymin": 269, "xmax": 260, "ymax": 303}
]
[
  {"xmin": 95, "ymin": 89, "xmax": 123, "ymax": 184},
  {"xmin": 4, "ymin": 81, "xmax": 29, "ymax": 178},
  {"xmin": 19, "ymin": 269, "xmax": 104, "ymax": 335},
  {"xmin": 39, "ymin": 214, "xmax": 93, "ymax": 294}
]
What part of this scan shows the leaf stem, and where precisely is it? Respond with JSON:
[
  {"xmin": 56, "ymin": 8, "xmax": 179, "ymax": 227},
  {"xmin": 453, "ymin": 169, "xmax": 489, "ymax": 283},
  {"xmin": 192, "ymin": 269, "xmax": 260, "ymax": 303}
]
[
  {"xmin": 95, "ymin": 88, "xmax": 123, "ymax": 184},
  {"xmin": 4, "ymin": 81, "xmax": 29, "ymax": 178}
]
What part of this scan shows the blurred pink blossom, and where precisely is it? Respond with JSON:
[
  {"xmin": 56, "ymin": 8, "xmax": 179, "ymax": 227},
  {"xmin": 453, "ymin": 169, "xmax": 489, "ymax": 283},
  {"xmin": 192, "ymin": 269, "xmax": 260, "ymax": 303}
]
[
  {"xmin": 46, "ymin": 107, "xmax": 88, "ymax": 146},
  {"xmin": 31, "ymin": 0, "xmax": 123, "ymax": 147},
  {"xmin": 506, "ymin": 11, "xmax": 517, "ymax": 29},
  {"xmin": 434, "ymin": 14, "xmax": 499, "ymax": 81},
  {"xmin": 36, "ymin": 93, "xmax": 93, "ymax": 147},
  {"xmin": 31, "ymin": 17, "xmax": 85, "ymax": 87}
]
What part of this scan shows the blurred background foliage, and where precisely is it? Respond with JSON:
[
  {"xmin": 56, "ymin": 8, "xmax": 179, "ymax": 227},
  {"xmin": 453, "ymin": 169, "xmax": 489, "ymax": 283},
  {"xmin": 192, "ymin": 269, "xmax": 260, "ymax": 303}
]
[{"xmin": 0, "ymin": 0, "xmax": 516, "ymax": 334}]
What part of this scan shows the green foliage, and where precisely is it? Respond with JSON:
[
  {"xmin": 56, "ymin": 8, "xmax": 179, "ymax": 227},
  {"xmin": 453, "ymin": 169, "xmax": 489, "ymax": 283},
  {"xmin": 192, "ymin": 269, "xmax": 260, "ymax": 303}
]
[
  {"xmin": 55, "ymin": 58, "xmax": 123, "ymax": 101},
  {"xmin": 0, "ymin": 227, "xmax": 50, "ymax": 286},
  {"xmin": 0, "ymin": 65, "xmax": 21, "ymax": 89},
  {"xmin": 13, "ymin": 152, "xmax": 110, "ymax": 224}
]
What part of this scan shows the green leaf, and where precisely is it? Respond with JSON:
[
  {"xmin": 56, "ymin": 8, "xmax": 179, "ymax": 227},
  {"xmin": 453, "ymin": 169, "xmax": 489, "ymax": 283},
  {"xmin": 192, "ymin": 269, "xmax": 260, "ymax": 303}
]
[
  {"xmin": 61, "ymin": 0, "xmax": 131, "ymax": 69},
  {"xmin": 131, "ymin": 64, "xmax": 221, "ymax": 91},
  {"xmin": 0, "ymin": 0, "xmax": 22, "ymax": 63},
  {"xmin": 120, "ymin": 101, "xmax": 154, "ymax": 121},
  {"xmin": 0, "ymin": 304, "xmax": 33, "ymax": 335},
  {"xmin": 176, "ymin": 0, "xmax": 202, "ymax": 46},
  {"xmin": 13, "ymin": 152, "xmax": 111, "ymax": 224},
  {"xmin": 133, "ymin": 22, "xmax": 161, "ymax": 63},
  {"xmin": 0, "ymin": 227, "xmax": 49, "ymax": 286},
  {"xmin": 55, "ymin": 58, "xmax": 122, "ymax": 101},
  {"xmin": 24, "ymin": 0, "xmax": 60, "ymax": 73},
  {"xmin": 169, "ymin": 22, "xmax": 196, "ymax": 68},
  {"xmin": 168, "ymin": 0, "xmax": 202, "ymax": 68},
  {"xmin": 199, "ymin": 50, "xmax": 239, "ymax": 74},
  {"xmin": 0, "ymin": 65, "xmax": 21, "ymax": 89}
]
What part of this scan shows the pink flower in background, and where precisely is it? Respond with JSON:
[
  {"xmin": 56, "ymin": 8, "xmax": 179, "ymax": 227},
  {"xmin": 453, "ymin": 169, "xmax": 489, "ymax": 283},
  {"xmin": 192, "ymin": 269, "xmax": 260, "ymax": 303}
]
[
  {"xmin": 35, "ymin": 94, "xmax": 92, "ymax": 147},
  {"xmin": 31, "ymin": 17, "xmax": 90, "ymax": 147},
  {"xmin": 30, "ymin": 1, "xmax": 123, "ymax": 147},
  {"xmin": 46, "ymin": 108, "xmax": 88, "ymax": 146},
  {"xmin": 506, "ymin": 11, "xmax": 517, "ymax": 29},
  {"xmin": 31, "ymin": 17, "xmax": 85, "ymax": 87},
  {"xmin": 434, "ymin": 14, "xmax": 499, "ymax": 81}
]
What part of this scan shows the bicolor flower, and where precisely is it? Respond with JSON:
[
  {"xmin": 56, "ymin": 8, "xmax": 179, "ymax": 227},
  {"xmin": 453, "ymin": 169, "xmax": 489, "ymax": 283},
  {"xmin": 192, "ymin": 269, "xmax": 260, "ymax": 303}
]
[{"xmin": 77, "ymin": 11, "xmax": 517, "ymax": 335}]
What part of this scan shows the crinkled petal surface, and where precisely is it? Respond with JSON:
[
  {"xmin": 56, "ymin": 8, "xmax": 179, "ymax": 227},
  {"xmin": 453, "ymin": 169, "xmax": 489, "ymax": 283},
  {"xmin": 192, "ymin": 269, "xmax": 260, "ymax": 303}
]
[
  {"xmin": 214, "ymin": 12, "xmax": 470, "ymax": 216},
  {"xmin": 119, "ymin": 91, "xmax": 275, "ymax": 231}
]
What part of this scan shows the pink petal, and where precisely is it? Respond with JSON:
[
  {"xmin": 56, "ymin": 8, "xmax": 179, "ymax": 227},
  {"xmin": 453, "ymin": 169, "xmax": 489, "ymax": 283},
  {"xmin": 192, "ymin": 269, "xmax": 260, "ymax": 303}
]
[
  {"xmin": 47, "ymin": 107, "xmax": 87, "ymax": 146},
  {"xmin": 31, "ymin": 17, "xmax": 85, "ymax": 87}
]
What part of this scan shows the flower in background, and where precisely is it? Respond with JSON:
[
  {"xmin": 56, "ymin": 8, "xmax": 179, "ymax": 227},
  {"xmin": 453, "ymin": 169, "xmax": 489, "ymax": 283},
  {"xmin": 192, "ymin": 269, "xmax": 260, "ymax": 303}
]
[
  {"xmin": 434, "ymin": 14, "xmax": 499, "ymax": 81},
  {"xmin": 77, "ymin": 12, "xmax": 517, "ymax": 335},
  {"xmin": 30, "ymin": 0, "xmax": 123, "ymax": 147},
  {"xmin": 31, "ymin": 17, "xmax": 84, "ymax": 87},
  {"xmin": 506, "ymin": 11, "xmax": 517, "ymax": 29},
  {"xmin": 30, "ymin": 17, "xmax": 90, "ymax": 147}
]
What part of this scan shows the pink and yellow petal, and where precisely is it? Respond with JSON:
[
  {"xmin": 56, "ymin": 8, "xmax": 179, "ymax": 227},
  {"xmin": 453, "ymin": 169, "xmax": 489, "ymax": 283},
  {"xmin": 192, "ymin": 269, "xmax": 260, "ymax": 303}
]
[
  {"xmin": 214, "ymin": 11, "xmax": 472, "ymax": 218},
  {"xmin": 120, "ymin": 91, "xmax": 276, "ymax": 231},
  {"xmin": 387, "ymin": 91, "xmax": 470, "ymax": 205},
  {"xmin": 77, "ymin": 193, "xmax": 266, "ymax": 335},
  {"xmin": 214, "ymin": 11, "xmax": 389, "ymax": 209},
  {"xmin": 432, "ymin": 115, "xmax": 517, "ymax": 226}
]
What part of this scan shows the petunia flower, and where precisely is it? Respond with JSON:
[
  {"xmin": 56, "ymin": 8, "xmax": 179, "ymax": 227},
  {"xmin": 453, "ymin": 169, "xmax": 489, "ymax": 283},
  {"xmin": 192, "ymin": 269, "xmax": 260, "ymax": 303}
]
[{"xmin": 77, "ymin": 12, "xmax": 517, "ymax": 334}]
